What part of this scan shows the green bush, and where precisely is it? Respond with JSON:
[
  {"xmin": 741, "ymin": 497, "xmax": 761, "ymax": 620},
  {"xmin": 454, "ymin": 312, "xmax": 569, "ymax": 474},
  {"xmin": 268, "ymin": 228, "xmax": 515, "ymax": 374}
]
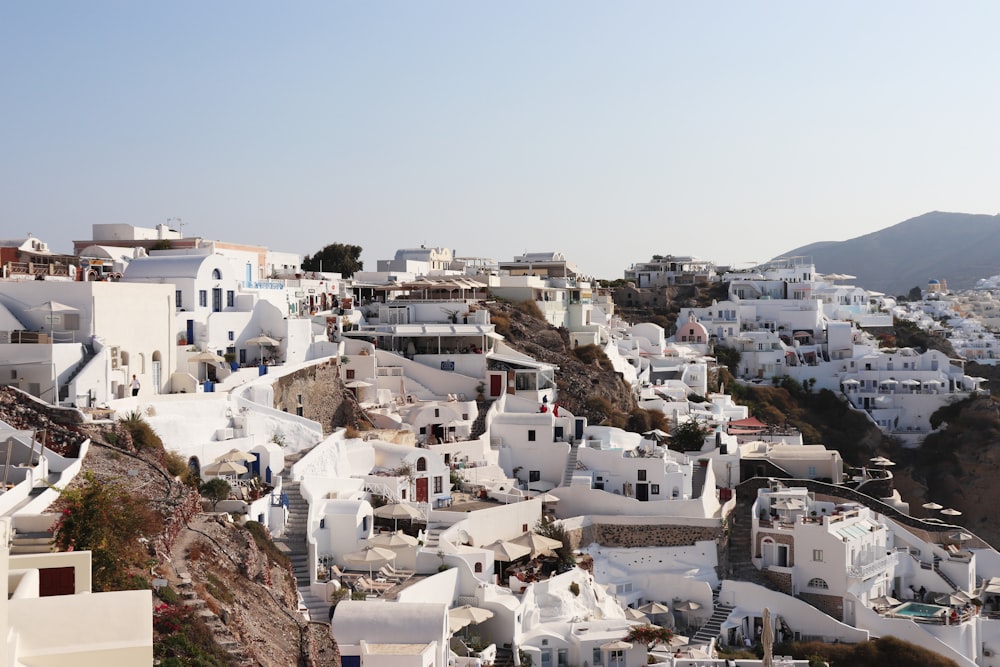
[
  {"xmin": 244, "ymin": 521, "xmax": 290, "ymax": 569},
  {"xmin": 157, "ymin": 585, "xmax": 180, "ymax": 604},
  {"xmin": 119, "ymin": 410, "xmax": 164, "ymax": 452},
  {"xmin": 53, "ymin": 472, "xmax": 163, "ymax": 592}
]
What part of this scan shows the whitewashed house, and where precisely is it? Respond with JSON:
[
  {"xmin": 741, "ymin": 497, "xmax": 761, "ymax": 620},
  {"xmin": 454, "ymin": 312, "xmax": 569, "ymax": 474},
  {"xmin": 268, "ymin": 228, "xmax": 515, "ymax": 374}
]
[{"xmin": 0, "ymin": 280, "xmax": 175, "ymax": 404}]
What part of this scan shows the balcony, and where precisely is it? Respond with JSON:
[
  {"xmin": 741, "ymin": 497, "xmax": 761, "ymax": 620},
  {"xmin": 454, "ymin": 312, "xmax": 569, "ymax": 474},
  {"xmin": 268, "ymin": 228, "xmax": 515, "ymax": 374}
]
[{"xmin": 847, "ymin": 551, "xmax": 897, "ymax": 580}]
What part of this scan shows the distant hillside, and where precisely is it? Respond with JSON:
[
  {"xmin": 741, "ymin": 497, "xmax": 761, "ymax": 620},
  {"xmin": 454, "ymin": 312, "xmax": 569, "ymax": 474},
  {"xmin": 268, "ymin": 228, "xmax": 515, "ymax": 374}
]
[{"xmin": 780, "ymin": 211, "xmax": 1000, "ymax": 295}]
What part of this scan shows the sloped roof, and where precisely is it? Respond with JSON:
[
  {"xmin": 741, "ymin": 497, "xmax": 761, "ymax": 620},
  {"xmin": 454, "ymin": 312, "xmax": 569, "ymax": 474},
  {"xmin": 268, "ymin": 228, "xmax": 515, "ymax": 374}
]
[{"xmin": 122, "ymin": 254, "xmax": 214, "ymax": 279}]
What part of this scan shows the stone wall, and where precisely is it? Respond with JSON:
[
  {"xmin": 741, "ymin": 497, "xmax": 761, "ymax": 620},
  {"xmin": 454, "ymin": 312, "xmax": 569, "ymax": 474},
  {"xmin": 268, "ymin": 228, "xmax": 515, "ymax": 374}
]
[
  {"xmin": 581, "ymin": 522, "xmax": 724, "ymax": 548},
  {"xmin": 272, "ymin": 360, "xmax": 355, "ymax": 434},
  {"xmin": 563, "ymin": 519, "xmax": 727, "ymax": 550},
  {"xmin": 799, "ymin": 591, "xmax": 844, "ymax": 622},
  {"xmin": 761, "ymin": 569, "xmax": 792, "ymax": 595}
]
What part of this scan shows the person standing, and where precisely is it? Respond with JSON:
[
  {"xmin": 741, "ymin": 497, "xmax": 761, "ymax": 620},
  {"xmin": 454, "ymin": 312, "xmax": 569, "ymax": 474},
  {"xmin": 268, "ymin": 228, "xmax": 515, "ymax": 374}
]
[{"xmin": 131, "ymin": 374, "xmax": 140, "ymax": 397}]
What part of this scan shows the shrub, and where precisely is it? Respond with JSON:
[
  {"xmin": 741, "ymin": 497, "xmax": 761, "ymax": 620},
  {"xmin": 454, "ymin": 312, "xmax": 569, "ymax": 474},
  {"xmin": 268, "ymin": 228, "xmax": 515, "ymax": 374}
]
[
  {"xmin": 153, "ymin": 602, "xmax": 232, "ymax": 665},
  {"xmin": 491, "ymin": 313, "xmax": 511, "ymax": 337},
  {"xmin": 156, "ymin": 585, "xmax": 180, "ymax": 604},
  {"xmin": 516, "ymin": 299, "xmax": 545, "ymax": 320},
  {"xmin": 52, "ymin": 472, "xmax": 163, "ymax": 592},
  {"xmin": 244, "ymin": 521, "xmax": 290, "ymax": 569},
  {"xmin": 119, "ymin": 410, "xmax": 164, "ymax": 452},
  {"xmin": 205, "ymin": 571, "xmax": 234, "ymax": 604}
]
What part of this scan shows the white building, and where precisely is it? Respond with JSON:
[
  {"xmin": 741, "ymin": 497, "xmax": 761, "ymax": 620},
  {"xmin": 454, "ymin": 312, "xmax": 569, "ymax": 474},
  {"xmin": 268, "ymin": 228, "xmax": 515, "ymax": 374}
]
[{"xmin": 0, "ymin": 517, "xmax": 153, "ymax": 665}]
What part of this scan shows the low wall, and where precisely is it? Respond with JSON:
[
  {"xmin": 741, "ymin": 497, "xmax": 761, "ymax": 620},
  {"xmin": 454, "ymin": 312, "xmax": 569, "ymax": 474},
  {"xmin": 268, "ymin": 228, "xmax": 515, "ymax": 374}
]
[{"xmin": 562, "ymin": 514, "xmax": 726, "ymax": 550}]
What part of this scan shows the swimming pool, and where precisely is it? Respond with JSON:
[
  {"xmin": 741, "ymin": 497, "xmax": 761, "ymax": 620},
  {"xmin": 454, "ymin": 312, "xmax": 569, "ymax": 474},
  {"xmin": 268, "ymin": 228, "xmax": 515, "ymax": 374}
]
[{"xmin": 891, "ymin": 602, "xmax": 949, "ymax": 619}]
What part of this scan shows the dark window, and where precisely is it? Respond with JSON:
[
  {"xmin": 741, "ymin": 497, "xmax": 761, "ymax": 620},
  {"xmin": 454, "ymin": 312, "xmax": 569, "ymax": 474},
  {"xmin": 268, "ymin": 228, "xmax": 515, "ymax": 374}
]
[
  {"xmin": 416, "ymin": 457, "xmax": 427, "ymax": 472},
  {"xmin": 199, "ymin": 290, "xmax": 207, "ymax": 307},
  {"xmin": 528, "ymin": 429, "xmax": 536, "ymax": 442},
  {"xmin": 651, "ymin": 484, "xmax": 660, "ymax": 494},
  {"xmin": 638, "ymin": 470, "xmax": 647, "ymax": 481},
  {"xmin": 434, "ymin": 476, "xmax": 443, "ymax": 493},
  {"xmin": 212, "ymin": 268, "xmax": 222, "ymax": 279},
  {"xmin": 227, "ymin": 290, "xmax": 234, "ymax": 307},
  {"xmin": 175, "ymin": 290, "xmax": 182, "ymax": 308},
  {"xmin": 228, "ymin": 331, "xmax": 234, "ymax": 341},
  {"xmin": 529, "ymin": 470, "xmax": 540, "ymax": 482},
  {"xmin": 475, "ymin": 562, "xmax": 483, "ymax": 573}
]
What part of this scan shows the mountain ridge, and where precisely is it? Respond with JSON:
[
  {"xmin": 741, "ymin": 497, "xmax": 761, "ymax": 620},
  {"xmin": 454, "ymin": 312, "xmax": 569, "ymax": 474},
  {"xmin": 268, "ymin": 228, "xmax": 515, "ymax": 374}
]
[{"xmin": 779, "ymin": 211, "xmax": 1000, "ymax": 295}]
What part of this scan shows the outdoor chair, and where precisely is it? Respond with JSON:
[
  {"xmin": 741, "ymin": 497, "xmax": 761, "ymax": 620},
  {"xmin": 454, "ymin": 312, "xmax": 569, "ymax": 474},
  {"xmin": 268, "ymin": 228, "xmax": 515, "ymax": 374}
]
[
  {"xmin": 382, "ymin": 563, "xmax": 415, "ymax": 578},
  {"xmin": 378, "ymin": 565, "xmax": 413, "ymax": 582},
  {"xmin": 355, "ymin": 576, "xmax": 394, "ymax": 594}
]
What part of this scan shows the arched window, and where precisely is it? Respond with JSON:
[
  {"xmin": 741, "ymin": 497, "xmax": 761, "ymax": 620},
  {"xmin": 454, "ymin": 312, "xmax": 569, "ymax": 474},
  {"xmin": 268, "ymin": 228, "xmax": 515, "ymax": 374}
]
[
  {"xmin": 416, "ymin": 457, "xmax": 427, "ymax": 472},
  {"xmin": 808, "ymin": 578, "xmax": 829, "ymax": 589},
  {"xmin": 474, "ymin": 562, "xmax": 483, "ymax": 573},
  {"xmin": 212, "ymin": 268, "xmax": 222, "ymax": 280}
]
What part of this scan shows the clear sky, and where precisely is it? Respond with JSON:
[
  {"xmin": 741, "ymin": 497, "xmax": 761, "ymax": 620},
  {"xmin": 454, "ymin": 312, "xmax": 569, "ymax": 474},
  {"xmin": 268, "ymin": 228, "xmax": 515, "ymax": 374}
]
[{"xmin": 3, "ymin": 2, "xmax": 999, "ymax": 279}]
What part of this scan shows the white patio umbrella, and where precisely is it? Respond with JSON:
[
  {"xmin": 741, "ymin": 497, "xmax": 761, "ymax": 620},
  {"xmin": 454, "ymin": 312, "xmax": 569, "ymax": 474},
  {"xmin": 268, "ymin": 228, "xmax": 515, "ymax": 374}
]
[
  {"xmin": 245, "ymin": 334, "xmax": 280, "ymax": 363},
  {"xmin": 27, "ymin": 300, "xmax": 78, "ymax": 333},
  {"xmin": 941, "ymin": 508, "xmax": 963, "ymax": 517},
  {"xmin": 624, "ymin": 608, "xmax": 650, "ymax": 623},
  {"xmin": 772, "ymin": 498, "xmax": 805, "ymax": 511},
  {"xmin": 201, "ymin": 460, "xmax": 248, "ymax": 477},
  {"xmin": 215, "ymin": 448, "xmax": 257, "ymax": 463},
  {"xmin": 190, "ymin": 350, "xmax": 225, "ymax": 380},
  {"xmin": 484, "ymin": 539, "xmax": 531, "ymax": 563},
  {"xmin": 922, "ymin": 502, "xmax": 944, "ymax": 511},
  {"xmin": 637, "ymin": 601, "xmax": 672, "ymax": 625},
  {"xmin": 600, "ymin": 640, "xmax": 632, "ymax": 651},
  {"xmin": 368, "ymin": 530, "xmax": 419, "ymax": 548},
  {"xmin": 762, "ymin": 608, "xmax": 774, "ymax": 667},
  {"xmin": 951, "ymin": 532, "xmax": 974, "ymax": 544},
  {"xmin": 934, "ymin": 591, "xmax": 971, "ymax": 607},
  {"xmin": 373, "ymin": 502, "xmax": 422, "ymax": 530},
  {"xmin": 344, "ymin": 545, "xmax": 397, "ymax": 580},
  {"xmin": 448, "ymin": 605, "xmax": 494, "ymax": 634},
  {"xmin": 637, "ymin": 601, "xmax": 672, "ymax": 616},
  {"xmin": 511, "ymin": 532, "xmax": 563, "ymax": 558}
]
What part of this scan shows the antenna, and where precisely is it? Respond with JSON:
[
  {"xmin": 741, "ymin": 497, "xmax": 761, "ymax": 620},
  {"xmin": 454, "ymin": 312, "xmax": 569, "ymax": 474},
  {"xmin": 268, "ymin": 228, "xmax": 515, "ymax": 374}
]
[{"xmin": 166, "ymin": 217, "xmax": 185, "ymax": 237}]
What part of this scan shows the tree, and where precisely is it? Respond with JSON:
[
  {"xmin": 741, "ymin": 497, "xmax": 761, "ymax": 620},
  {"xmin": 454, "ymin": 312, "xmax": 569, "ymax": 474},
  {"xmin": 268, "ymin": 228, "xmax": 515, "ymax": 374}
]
[
  {"xmin": 669, "ymin": 419, "xmax": 709, "ymax": 452},
  {"xmin": 53, "ymin": 472, "xmax": 163, "ymax": 591},
  {"xmin": 624, "ymin": 624, "xmax": 674, "ymax": 651},
  {"xmin": 199, "ymin": 478, "xmax": 231, "ymax": 510},
  {"xmin": 302, "ymin": 243, "xmax": 363, "ymax": 277},
  {"xmin": 535, "ymin": 516, "xmax": 574, "ymax": 566}
]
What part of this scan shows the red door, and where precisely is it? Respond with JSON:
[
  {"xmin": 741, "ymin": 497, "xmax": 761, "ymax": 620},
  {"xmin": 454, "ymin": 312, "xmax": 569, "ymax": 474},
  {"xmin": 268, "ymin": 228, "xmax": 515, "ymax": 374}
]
[
  {"xmin": 490, "ymin": 374, "xmax": 503, "ymax": 397},
  {"xmin": 416, "ymin": 477, "xmax": 429, "ymax": 503}
]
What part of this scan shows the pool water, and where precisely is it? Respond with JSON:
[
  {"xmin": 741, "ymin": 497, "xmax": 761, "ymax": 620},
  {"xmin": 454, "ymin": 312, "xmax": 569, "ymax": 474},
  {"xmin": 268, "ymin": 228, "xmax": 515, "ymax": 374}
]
[{"xmin": 892, "ymin": 602, "xmax": 948, "ymax": 618}]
